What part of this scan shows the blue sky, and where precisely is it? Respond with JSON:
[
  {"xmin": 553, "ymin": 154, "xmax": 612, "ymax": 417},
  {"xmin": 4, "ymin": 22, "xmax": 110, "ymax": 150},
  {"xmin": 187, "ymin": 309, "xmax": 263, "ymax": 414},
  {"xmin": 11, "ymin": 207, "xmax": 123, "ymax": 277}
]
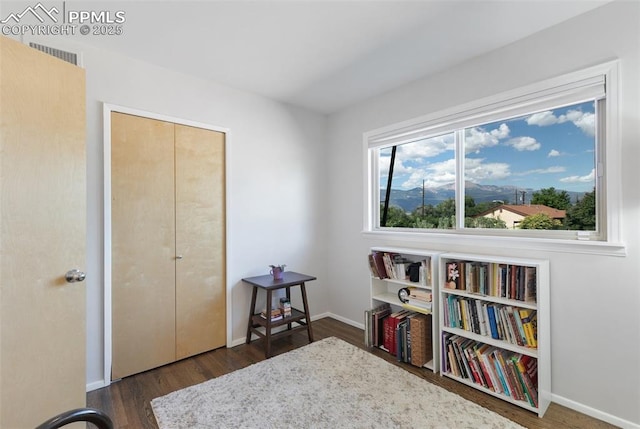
[{"xmin": 380, "ymin": 101, "xmax": 596, "ymax": 193}]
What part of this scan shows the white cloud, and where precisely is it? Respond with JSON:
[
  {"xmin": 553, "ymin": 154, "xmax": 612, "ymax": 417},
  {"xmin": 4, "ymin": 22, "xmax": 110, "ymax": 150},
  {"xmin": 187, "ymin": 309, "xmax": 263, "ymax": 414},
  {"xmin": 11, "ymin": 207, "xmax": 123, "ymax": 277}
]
[
  {"xmin": 565, "ymin": 110, "xmax": 595, "ymax": 137},
  {"xmin": 527, "ymin": 111, "xmax": 557, "ymax": 126},
  {"xmin": 507, "ymin": 136, "xmax": 541, "ymax": 151},
  {"xmin": 464, "ymin": 157, "xmax": 511, "ymax": 182},
  {"xmin": 398, "ymin": 156, "xmax": 512, "ymax": 189},
  {"xmin": 548, "ymin": 149, "xmax": 560, "ymax": 157},
  {"xmin": 490, "ymin": 123, "xmax": 510, "ymax": 139},
  {"xmin": 401, "ymin": 158, "xmax": 456, "ymax": 189},
  {"xmin": 514, "ymin": 166, "xmax": 566, "ymax": 176},
  {"xmin": 465, "ymin": 123, "xmax": 510, "ymax": 153},
  {"xmin": 560, "ymin": 168, "xmax": 595, "ymax": 183},
  {"xmin": 526, "ymin": 109, "xmax": 595, "ymax": 136},
  {"xmin": 379, "ymin": 155, "xmax": 414, "ymax": 178},
  {"xmin": 397, "ymin": 134, "xmax": 454, "ymax": 161}
]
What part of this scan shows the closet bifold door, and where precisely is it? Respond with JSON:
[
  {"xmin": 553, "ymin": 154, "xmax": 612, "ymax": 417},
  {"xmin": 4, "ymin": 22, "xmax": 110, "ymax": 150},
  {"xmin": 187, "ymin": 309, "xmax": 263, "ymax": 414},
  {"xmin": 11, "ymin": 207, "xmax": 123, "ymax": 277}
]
[
  {"xmin": 111, "ymin": 112, "xmax": 177, "ymax": 380},
  {"xmin": 174, "ymin": 124, "xmax": 226, "ymax": 360}
]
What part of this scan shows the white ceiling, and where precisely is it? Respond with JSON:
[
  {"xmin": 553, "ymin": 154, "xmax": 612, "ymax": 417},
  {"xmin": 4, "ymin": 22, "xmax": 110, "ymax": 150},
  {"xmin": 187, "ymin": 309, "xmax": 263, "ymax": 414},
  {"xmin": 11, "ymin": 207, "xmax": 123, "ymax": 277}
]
[{"xmin": 66, "ymin": 1, "xmax": 609, "ymax": 114}]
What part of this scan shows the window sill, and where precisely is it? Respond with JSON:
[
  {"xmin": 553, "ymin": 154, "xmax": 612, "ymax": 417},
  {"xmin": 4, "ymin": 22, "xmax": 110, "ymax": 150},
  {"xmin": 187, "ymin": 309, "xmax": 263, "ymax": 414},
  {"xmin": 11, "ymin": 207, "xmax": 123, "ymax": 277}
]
[{"xmin": 362, "ymin": 230, "xmax": 626, "ymax": 257}]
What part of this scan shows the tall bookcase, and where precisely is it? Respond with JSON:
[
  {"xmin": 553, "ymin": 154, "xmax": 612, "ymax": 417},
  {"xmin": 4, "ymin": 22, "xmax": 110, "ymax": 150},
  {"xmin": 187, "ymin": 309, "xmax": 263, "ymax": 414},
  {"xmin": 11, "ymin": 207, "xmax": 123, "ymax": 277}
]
[
  {"xmin": 367, "ymin": 247, "xmax": 440, "ymax": 372},
  {"xmin": 438, "ymin": 253, "xmax": 550, "ymax": 416}
]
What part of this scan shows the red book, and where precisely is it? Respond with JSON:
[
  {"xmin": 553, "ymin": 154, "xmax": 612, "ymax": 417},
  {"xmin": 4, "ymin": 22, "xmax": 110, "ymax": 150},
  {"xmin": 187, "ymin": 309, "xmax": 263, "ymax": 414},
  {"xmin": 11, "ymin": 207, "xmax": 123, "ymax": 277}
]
[
  {"xmin": 516, "ymin": 355, "xmax": 539, "ymax": 407},
  {"xmin": 382, "ymin": 314, "xmax": 393, "ymax": 352},
  {"xmin": 371, "ymin": 252, "xmax": 389, "ymax": 279}
]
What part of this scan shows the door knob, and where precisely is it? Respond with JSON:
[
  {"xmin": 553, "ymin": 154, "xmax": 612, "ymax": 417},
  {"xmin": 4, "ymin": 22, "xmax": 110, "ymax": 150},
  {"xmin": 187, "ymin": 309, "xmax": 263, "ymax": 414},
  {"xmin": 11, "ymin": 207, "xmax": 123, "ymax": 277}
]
[
  {"xmin": 65, "ymin": 269, "xmax": 86, "ymax": 283},
  {"xmin": 176, "ymin": 255, "xmax": 183, "ymax": 260}
]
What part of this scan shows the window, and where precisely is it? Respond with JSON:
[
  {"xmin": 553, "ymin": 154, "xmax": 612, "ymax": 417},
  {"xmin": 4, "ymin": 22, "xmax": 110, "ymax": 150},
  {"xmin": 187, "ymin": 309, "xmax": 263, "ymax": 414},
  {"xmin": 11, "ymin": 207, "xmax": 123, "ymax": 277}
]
[{"xmin": 366, "ymin": 62, "xmax": 621, "ymax": 245}]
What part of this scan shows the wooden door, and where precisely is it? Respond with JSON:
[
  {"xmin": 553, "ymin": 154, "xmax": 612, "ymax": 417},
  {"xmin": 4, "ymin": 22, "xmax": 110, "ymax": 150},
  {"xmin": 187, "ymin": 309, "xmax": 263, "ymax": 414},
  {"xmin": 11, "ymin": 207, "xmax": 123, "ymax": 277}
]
[
  {"xmin": 0, "ymin": 36, "xmax": 87, "ymax": 427},
  {"xmin": 111, "ymin": 113, "xmax": 176, "ymax": 380},
  {"xmin": 175, "ymin": 124, "xmax": 226, "ymax": 359}
]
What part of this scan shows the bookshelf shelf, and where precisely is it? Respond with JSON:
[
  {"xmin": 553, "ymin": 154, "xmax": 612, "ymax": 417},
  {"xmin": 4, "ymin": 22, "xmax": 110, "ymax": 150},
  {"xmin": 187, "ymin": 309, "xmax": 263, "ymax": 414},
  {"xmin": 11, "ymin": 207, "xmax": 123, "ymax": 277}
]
[
  {"xmin": 445, "ymin": 370, "xmax": 539, "ymax": 414},
  {"xmin": 441, "ymin": 326, "xmax": 538, "ymax": 358},
  {"xmin": 441, "ymin": 288, "xmax": 538, "ymax": 310},
  {"xmin": 366, "ymin": 247, "xmax": 440, "ymax": 372},
  {"xmin": 439, "ymin": 252, "xmax": 550, "ymax": 417}
]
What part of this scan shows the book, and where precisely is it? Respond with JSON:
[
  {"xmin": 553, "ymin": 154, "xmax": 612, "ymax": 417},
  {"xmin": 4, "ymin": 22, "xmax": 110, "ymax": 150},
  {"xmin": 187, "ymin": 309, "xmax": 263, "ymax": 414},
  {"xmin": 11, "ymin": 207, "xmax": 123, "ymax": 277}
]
[
  {"xmin": 402, "ymin": 302, "xmax": 432, "ymax": 314},
  {"xmin": 370, "ymin": 252, "xmax": 388, "ymax": 279},
  {"xmin": 505, "ymin": 306, "xmax": 524, "ymax": 346},
  {"xmin": 405, "ymin": 313, "xmax": 412, "ymax": 364},
  {"xmin": 390, "ymin": 310, "xmax": 410, "ymax": 356},
  {"xmin": 279, "ymin": 297, "xmax": 292, "ymax": 317},
  {"xmin": 408, "ymin": 288, "xmax": 432, "ymax": 301},
  {"xmin": 384, "ymin": 310, "xmax": 400, "ymax": 354},
  {"xmin": 486, "ymin": 305, "xmax": 499, "ymax": 339},
  {"xmin": 382, "ymin": 252, "xmax": 397, "ymax": 279},
  {"xmin": 474, "ymin": 343, "xmax": 496, "ymax": 392},
  {"xmin": 478, "ymin": 345, "xmax": 502, "ymax": 394},
  {"xmin": 515, "ymin": 355, "xmax": 539, "ymax": 407},
  {"xmin": 364, "ymin": 309, "xmax": 372, "ymax": 347},
  {"xmin": 260, "ymin": 308, "xmax": 283, "ymax": 321},
  {"xmin": 450, "ymin": 336, "xmax": 469, "ymax": 379},
  {"xmin": 524, "ymin": 266, "xmax": 537, "ymax": 303},
  {"xmin": 519, "ymin": 355, "xmax": 538, "ymax": 385},
  {"xmin": 382, "ymin": 315, "xmax": 392, "ymax": 352},
  {"xmin": 505, "ymin": 355, "xmax": 526, "ymax": 402},
  {"xmin": 497, "ymin": 350, "xmax": 521, "ymax": 400},
  {"xmin": 444, "ymin": 334, "xmax": 461, "ymax": 377},
  {"xmin": 367, "ymin": 254, "xmax": 380, "ymax": 278},
  {"xmin": 511, "ymin": 355, "xmax": 535, "ymax": 407},
  {"xmin": 512, "ymin": 307, "xmax": 528, "ymax": 346},
  {"xmin": 476, "ymin": 300, "xmax": 487, "ymax": 336},
  {"xmin": 396, "ymin": 319, "xmax": 407, "ymax": 361},
  {"xmin": 490, "ymin": 350, "xmax": 511, "ymax": 397},
  {"xmin": 373, "ymin": 305, "xmax": 391, "ymax": 347},
  {"xmin": 518, "ymin": 309, "xmax": 537, "ymax": 348},
  {"xmin": 421, "ymin": 258, "xmax": 432, "ymax": 285}
]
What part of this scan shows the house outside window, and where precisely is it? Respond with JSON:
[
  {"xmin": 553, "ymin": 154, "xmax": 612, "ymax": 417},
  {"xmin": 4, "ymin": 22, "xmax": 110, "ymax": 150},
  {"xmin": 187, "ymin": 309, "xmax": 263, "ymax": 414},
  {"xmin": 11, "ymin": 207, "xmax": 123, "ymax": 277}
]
[{"xmin": 365, "ymin": 62, "xmax": 622, "ymax": 249}]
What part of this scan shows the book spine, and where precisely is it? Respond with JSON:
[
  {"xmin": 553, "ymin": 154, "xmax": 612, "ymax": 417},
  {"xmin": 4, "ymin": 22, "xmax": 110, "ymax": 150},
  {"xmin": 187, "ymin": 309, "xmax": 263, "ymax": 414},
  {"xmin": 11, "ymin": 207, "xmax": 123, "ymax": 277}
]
[
  {"xmin": 364, "ymin": 309, "xmax": 372, "ymax": 347},
  {"xmin": 474, "ymin": 345, "xmax": 495, "ymax": 391},
  {"xmin": 516, "ymin": 356, "xmax": 539, "ymax": 407},
  {"xmin": 487, "ymin": 305, "xmax": 499, "ymax": 339},
  {"xmin": 490, "ymin": 351, "xmax": 511, "ymax": 397}
]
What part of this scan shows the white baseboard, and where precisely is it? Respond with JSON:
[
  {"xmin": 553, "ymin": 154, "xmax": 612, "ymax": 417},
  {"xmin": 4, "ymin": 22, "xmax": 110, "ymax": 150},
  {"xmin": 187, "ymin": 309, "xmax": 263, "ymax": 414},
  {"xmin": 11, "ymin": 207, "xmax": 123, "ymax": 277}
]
[
  {"xmin": 94, "ymin": 315, "xmax": 639, "ymax": 428},
  {"xmin": 230, "ymin": 312, "xmax": 358, "ymax": 347},
  {"xmin": 86, "ymin": 379, "xmax": 108, "ymax": 392},
  {"xmin": 551, "ymin": 394, "xmax": 639, "ymax": 429},
  {"xmin": 324, "ymin": 312, "xmax": 363, "ymax": 330},
  {"xmin": 238, "ymin": 313, "xmax": 640, "ymax": 429}
]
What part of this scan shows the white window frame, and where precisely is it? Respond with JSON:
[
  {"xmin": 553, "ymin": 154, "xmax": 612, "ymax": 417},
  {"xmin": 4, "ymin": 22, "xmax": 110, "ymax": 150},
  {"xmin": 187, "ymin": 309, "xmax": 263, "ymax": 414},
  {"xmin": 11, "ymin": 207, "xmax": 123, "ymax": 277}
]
[{"xmin": 363, "ymin": 61, "xmax": 625, "ymax": 256}]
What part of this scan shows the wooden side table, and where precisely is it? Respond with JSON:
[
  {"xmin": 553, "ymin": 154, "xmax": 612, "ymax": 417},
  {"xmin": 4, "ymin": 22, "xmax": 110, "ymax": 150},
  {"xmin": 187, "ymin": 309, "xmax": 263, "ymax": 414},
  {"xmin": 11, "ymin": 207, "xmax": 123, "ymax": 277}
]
[{"xmin": 243, "ymin": 271, "xmax": 316, "ymax": 358}]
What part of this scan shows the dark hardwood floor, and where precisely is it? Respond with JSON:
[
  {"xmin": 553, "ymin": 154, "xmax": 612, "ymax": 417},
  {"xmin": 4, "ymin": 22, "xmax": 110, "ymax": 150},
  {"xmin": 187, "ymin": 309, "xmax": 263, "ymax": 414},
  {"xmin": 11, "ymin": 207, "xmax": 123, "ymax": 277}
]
[{"xmin": 88, "ymin": 318, "xmax": 616, "ymax": 428}]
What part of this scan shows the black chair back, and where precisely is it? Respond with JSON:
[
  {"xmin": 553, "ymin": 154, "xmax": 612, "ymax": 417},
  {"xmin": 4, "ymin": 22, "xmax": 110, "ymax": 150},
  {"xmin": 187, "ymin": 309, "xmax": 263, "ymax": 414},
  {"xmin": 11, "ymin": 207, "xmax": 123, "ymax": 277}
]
[{"xmin": 35, "ymin": 408, "xmax": 113, "ymax": 429}]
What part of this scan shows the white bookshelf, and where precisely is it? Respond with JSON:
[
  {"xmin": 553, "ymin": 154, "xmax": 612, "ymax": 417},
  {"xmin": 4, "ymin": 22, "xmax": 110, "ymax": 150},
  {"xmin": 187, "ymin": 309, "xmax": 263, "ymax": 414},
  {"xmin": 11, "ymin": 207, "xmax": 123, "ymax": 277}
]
[
  {"xmin": 367, "ymin": 247, "xmax": 440, "ymax": 372},
  {"xmin": 438, "ymin": 252, "xmax": 550, "ymax": 416}
]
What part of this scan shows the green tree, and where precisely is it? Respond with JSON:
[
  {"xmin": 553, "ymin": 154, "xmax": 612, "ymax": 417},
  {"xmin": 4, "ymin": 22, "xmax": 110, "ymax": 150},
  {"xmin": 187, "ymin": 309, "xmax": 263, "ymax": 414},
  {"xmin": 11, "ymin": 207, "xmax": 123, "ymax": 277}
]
[
  {"xmin": 531, "ymin": 187, "xmax": 571, "ymax": 210},
  {"xmin": 380, "ymin": 204, "xmax": 413, "ymax": 227},
  {"xmin": 565, "ymin": 189, "xmax": 596, "ymax": 230},
  {"xmin": 519, "ymin": 213, "xmax": 562, "ymax": 230},
  {"xmin": 434, "ymin": 198, "xmax": 456, "ymax": 218},
  {"xmin": 465, "ymin": 216, "xmax": 507, "ymax": 229}
]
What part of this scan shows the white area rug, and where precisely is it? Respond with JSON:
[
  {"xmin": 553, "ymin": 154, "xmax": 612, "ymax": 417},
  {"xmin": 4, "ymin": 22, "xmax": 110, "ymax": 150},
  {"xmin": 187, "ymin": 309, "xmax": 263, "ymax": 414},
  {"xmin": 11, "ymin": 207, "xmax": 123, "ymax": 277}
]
[{"xmin": 151, "ymin": 337, "xmax": 525, "ymax": 429}]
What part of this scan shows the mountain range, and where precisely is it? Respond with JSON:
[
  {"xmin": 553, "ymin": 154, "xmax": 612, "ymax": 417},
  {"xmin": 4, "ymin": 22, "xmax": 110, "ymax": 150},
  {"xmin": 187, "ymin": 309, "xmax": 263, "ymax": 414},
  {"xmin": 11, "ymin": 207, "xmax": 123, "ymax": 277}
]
[{"xmin": 381, "ymin": 182, "xmax": 587, "ymax": 213}]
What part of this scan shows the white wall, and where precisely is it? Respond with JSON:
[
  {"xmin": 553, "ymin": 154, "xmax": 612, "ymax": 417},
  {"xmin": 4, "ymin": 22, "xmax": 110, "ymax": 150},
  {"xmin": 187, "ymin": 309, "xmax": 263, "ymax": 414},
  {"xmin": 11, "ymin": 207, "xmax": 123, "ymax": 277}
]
[
  {"xmin": 326, "ymin": 1, "xmax": 640, "ymax": 428},
  {"xmin": 21, "ymin": 35, "xmax": 330, "ymax": 389}
]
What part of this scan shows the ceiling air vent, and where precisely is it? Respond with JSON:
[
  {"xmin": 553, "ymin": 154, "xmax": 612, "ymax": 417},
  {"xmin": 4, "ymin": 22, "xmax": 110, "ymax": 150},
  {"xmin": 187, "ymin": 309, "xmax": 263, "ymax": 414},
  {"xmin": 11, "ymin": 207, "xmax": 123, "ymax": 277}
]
[{"xmin": 29, "ymin": 42, "xmax": 78, "ymax": 65}]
